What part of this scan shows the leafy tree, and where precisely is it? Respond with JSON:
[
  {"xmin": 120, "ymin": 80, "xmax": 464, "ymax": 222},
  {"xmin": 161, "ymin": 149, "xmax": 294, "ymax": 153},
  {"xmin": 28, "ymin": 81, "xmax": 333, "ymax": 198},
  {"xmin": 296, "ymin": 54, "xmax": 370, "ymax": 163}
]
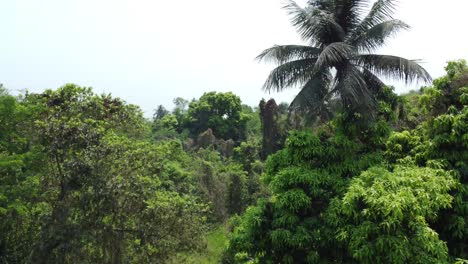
[
  {"xmin": 152, "ymin": 114, "xmax": 180, "ymax": 140},
  {"xmin": 257, "ymin": 0, "xmax": 431, "ymax": 117},
  {"xmin": 187, "ymin": 92, "xmax": 247, "ymax": 141},
  {"xmin": 233, "ymin": 141, "xmax": 265, "ymax": 204},
  {"xmin": 224, "ymin": 67, "xmax": 467, "ymax": 262},
  {"xmin": 233, "ymin": 141, "xmax": 261, "ymax": 173},
  {"xmin": 420, "ymin": 59, "xmax": 468, "ymax": 116},
  {"xmin": 0, "ymin": 89, "xmax": 45, "ymax": 263},
  {"xmin": 241, "ymin": 104, "xmax": 262, "ymax": 141},
  {"xmin": 76, "ymin": 136, "xmax": 206, "ymax": 263},
  {"xmin": 226, "ymin": 130, "xmax": 383, "ymax": 263},
  {"xmin": 225, "ymin": 164, "xmax": 249, "ymax": 216},
  {"xmin": 192, "ymin": 149, "xmax": 230, "ymax": 222},
  {"xmin": 0, "ymin": 84, "xmax": 207, "ymax": 263},
  {"xmin": 386, "ymin": 61, "xmax": 468, "ymax": 259},
  {"xmin": 191, "ymin": 145, "xmax": 259, "ymax": 223},
  {"xmin": 332, "ymin": 165, "xmax": 455, "ymax": 263},
  {"xmin": 398, "ymin": 89, "xmax": 426, "ymax": 129}
]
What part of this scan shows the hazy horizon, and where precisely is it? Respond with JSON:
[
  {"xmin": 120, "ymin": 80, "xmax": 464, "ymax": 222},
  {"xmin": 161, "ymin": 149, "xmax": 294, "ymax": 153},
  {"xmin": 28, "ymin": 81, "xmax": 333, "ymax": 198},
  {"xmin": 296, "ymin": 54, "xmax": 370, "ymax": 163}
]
[{"xmin": 2, "ymin": 0, "xmax": 468, "ymax": 116}]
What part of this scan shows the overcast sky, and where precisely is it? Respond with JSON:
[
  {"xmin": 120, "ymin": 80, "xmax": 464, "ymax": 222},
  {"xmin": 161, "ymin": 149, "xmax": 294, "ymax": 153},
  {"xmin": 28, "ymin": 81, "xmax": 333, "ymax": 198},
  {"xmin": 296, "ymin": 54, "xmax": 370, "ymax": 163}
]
[{"xmin": 2, "ymin": 0, "xmax": 468, "ymax": 117}]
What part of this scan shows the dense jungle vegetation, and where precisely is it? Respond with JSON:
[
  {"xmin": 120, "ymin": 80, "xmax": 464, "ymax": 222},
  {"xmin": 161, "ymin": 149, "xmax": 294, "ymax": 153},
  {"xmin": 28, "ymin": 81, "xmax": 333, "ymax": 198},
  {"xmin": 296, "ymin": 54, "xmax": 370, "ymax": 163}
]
[{"xmin": 1, "ymin": 0, "xmax": 467, "ymax": 263}]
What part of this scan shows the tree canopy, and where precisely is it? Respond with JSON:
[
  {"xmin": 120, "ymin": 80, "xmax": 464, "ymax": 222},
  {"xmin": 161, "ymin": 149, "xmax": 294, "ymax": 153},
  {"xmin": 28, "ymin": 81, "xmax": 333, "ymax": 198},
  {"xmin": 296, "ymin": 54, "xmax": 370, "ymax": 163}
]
[
  {"xmin": 225, "ymin": 60, "xmax": 468, "ymax": 263},
  {"xmin": 187, "ymin": 91, "xmax": 247, "ymax": 141}
]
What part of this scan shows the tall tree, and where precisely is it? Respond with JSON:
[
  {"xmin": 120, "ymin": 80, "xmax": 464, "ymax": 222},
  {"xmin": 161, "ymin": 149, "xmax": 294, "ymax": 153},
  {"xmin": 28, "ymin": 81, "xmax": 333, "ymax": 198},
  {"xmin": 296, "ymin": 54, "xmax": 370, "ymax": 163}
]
[
  {"xmin": 257, "ymin": 0, "xmax": 431, "ymax": 118},
  {"xmin": 153, "ymin": 105, "xmax": 169, "ymax": 121},
  {"xmin": 259, "ymin": 99, "xmax": 283, "ymax": 159}
]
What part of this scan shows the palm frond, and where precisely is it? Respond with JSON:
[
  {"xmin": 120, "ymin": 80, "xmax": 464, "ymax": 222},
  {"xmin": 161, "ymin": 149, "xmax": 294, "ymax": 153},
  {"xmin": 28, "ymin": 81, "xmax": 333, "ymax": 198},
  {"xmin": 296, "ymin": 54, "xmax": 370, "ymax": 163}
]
[
  {"xmin": 353, "ymin": 54, "xmax": 432, "ymax": 83},
  {"xmin": 348, "ymin": 0, "xmax": 398, "ymax": 46},
  {"xmin": 335, "ymin": 65, "xmax": 374, "ymax": 107},
  {"xmin": 289, "ymin": 71, "xmax": 332, "ymax": 114},
  {"xmin": 258, "ymin": 0, "xmax": 430, "ymax": 119},
  {"xmin": 256, "ymin": 45, "xmax": 321, "ymax": 64},
  {"xmin": 284, "ymin": 0, "xmax": 345, "ymax": 44},
  {"xmin": 351, "ymin": 19, "xmax": 410, "ymax": 51},
  {"xmin": 263, "ymin": 58, "xmax": 318, "ymax": 92},
  {"xmin": 332, "ymin": 0, "xmax": 370, "ymax": 34},
  {"xmin": 361, "ymin": 68, "xmax": 385, "ymax": 93},
  {"xmin": 314, "ymin": 42, "xmax": 355, "ymax": 70},
  {"xmin": 309, "ymin": 0, "xmax": 334, "ymax": 10},
  {"xmin": 363, "ymin": 0, "xmax": 397, "ymax": 24}
]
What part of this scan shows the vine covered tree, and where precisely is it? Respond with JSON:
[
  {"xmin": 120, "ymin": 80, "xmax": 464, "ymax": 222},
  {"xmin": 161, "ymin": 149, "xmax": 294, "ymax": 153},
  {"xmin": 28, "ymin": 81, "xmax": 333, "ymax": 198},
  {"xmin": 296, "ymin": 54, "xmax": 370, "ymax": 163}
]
[
  {"xmin": 257, "ymin": 0, "xmax": 431, "ymax": 117},
  {"xmin": 259, "ymin": 99, "xmax": 284, "ymax": 159}
]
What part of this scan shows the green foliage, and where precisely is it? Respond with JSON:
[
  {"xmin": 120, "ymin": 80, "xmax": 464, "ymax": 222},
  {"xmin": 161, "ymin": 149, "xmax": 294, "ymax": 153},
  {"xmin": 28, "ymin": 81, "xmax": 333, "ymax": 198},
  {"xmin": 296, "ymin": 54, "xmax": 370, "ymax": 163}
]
[
  {"xmin": 171, "ymin": 226, "xmax": 228, "ymax": 264},
  {"xmin": 3, "ymin": 59, "xmax": 468, "ymax": 263},
  {"xmin": 420, "ymin": 60, "xmax": 468, "ymax": 116},
  {"xmin": 0, "ymin": 84, "xmax": 208, "ymax": 263},
  {"xmin": 191, "ymin": 149, "xmax": 230, "ymax": 221},
  {"xmin": 233, "ymin": 140, "xmax": 261, "ymax": 173},
  {"xmin": 85, "ymin": 136, "xmax": 206, "ymax": 263},
  {"xmin": 191, "ymin": 147, "xmax": 258, "ymax": 223},
  {"xmin": 226, "ymin": 130, "xmax": 383, "ymax": 263},
  {"xmin": 0, "ymin": 89, "xmax": 47, "ymax": 262},
  {"xmin": 384, "ymin": 60, "xmax": 468, "ymax": 259},
  {"xmin": 385, "ymin": 130, "xmax": 422, "ymax": 163},
  {"xmin": 225, "ymin": 60, "xmax": 468, "ymax": 263},
  {"xmin": 151, "ymin": 114, "xmax": 180, "ymax": 140},
  {"xmin": 226, "ymin": 164, "xmax": 249, "ymax": 215},
  {"xmin": 187, "ymin": 91, "xmax": 247, "ymax": 141},
  {"xmin": 233, "ymin": 141, "xmax": 266, "ymax": 205},
  {"xmin": 0, "ymin": 90, "xmax": 35, "ymax": 153},
  {"xmin": 334, "ymin": 165, "xmax": 455, "ymax": 263},
  {"xmin": 398, "ymin": 90, "xmax": 426, "ymax": 129},
  {"xmin": 242, "ymin": 104, "xmax": 262, "ymax": 141},
  {"xmin": 332, "ymin": 85, "xmax": 402, "ymax": 148}
]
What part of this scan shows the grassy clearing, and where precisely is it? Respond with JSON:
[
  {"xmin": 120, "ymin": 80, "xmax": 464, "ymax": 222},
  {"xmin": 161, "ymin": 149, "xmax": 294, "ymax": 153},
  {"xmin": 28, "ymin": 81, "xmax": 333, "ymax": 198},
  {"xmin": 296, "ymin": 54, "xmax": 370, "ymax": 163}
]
[{"xmin": 170, "ymin": 226, "xmax": 227, "ymax": 263}]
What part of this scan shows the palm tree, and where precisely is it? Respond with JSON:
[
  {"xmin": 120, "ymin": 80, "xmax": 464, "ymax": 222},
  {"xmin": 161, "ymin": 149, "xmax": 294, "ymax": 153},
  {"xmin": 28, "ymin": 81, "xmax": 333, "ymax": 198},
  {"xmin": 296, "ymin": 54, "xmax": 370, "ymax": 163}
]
[{"xmin": 257, "ymin": 0, "xmax": 431, "ymax": 118}]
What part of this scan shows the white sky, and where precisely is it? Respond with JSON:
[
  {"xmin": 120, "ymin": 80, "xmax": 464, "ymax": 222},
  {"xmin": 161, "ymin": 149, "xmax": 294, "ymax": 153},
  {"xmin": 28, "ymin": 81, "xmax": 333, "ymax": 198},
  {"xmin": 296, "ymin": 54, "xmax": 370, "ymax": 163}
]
[{"xmin": 2, "ymin": 0, "xmax": 468, "ymax": 117}]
